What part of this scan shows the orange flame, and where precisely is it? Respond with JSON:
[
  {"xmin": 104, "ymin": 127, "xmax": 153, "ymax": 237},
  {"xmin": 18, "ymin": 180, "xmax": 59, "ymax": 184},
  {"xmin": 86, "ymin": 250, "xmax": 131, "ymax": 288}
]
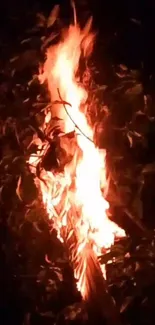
[{"xmin": 29, "ymin": 16, "xmax": 125, "ymax": 298}]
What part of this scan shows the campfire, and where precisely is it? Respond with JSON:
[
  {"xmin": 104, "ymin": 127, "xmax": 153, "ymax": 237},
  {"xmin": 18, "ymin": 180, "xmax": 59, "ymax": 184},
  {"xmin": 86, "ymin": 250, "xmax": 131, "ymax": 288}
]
[{"xmin": 29, "ymin": 5, "xmax": 125, "ymax": 324}]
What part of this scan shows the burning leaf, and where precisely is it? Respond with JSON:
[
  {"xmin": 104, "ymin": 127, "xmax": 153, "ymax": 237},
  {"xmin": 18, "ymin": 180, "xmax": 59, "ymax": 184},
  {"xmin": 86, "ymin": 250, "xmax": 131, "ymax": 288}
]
[{"xmin": 47, "ymin": 5, "xmax": 60, "ymax": 28}]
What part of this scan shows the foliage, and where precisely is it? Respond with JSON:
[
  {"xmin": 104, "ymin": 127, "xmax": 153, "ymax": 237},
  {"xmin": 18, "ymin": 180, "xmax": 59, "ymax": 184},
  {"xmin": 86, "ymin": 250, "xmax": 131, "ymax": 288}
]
[{"xmin": 1, "ymin": 3, "xmax": 155, "ymax": 325}]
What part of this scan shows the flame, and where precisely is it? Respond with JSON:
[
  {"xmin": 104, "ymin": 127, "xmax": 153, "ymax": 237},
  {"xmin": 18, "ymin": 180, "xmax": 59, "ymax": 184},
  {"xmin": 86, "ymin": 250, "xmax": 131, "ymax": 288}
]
[{"xmin": 29, "ymin": 16, "xmax": 125, "ymax": 299}]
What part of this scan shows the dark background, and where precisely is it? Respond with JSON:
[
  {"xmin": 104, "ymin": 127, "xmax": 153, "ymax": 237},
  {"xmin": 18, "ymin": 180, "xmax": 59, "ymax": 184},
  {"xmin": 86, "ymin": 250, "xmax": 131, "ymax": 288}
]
[{"xmin": 1, "ymin": 0, "xmax": 155, "ymax": 92}]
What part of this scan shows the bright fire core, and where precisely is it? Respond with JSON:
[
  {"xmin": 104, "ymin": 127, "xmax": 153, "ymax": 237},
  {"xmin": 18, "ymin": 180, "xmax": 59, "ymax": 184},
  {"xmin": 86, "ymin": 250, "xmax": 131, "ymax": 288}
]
[{"xmin": 29, "ymin": 17, "xmax": 125, "ymax": 298}]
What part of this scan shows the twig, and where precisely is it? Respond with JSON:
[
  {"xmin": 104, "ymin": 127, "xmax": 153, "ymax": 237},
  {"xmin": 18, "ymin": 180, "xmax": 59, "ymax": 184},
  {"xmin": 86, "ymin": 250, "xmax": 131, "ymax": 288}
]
[
  {"xmin": 57, "ymin": 88, "xmax": 93, "ymax": 143},
  {"xmin": 124, "ymin": 208, "xmax": 154, "ymax": 238},
  {"xmin": 71, "ymin": 0, "xmax": 77, "ymax": 26}
]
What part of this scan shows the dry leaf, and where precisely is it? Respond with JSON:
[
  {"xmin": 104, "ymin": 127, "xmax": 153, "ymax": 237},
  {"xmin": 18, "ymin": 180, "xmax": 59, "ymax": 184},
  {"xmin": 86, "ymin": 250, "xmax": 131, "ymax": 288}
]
[
  {"xmin": 142, "ymin": 163, "xmax": 155, "ymax": 174},
  {"xmin": 130, "ymin": 18, "xmax": 141, "ymax": 26},
  {"xmin": 20, "ymin": 38, "xmax": 31, "ymax": 44},
  {"xmin": 40, "ymin": 311, "xmax": 55, "ymax": 318},
  {"xmin": 0, "ymin": 186, "xmax": 3, "ymax": 203},
  {"xmin": 47, "ymin": 5, "xmax": 60, "ymax": 28},
  {"xmin": 36, "ymin": 13, "xmax": 46, "ymax": 27},
  {"xmin": 53, "ymin": 267, "xmax": 63, "ymax": 281},
  {"xmin": 33, "ymin": 222, "xmax": 42, "ymax": 233},
  {"xmin": 120, "ymin": 296, "xmax": 133, "ymax": 313},
  {"xmin": 119, "ymin": 64, "xmax": 128, "ymax": 71},
  {"xmin": 41, "ymin": 33, "xmax": 58, "ymax": 50},
  {"xmin": 127, "ymin": 132, "xmax": 133, "ymax": 148},
  {"xmin": 10, "ymin": 56, "xmax": 19, "ymax": 63},
  {"xmin": 125, "ymin": 83, "xmax": 143, "ymax": 95},
  {"xmin": 83, "ymin": 16, "xmax": 93, "ymax": 36},
  {"xmin": 45, "ymin": 254, "xmax": 52, "ymax": 264},
  {"xmin": 16, "ymin": 176, "xmax": 23, "ymax": 201},
  {"xmin": 116, "ymin": 72, "xmax": 127, "ymax": 78}
]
